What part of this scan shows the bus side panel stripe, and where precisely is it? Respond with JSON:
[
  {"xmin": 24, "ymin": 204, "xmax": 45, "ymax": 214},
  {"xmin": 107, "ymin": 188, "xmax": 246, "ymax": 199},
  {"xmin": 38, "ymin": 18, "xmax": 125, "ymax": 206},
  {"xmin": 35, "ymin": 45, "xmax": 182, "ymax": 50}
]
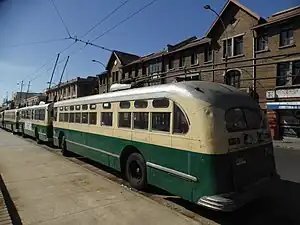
[
  {"xmin": 66, "ymin": 139, "xmax": 119, "ymax": 158},
  {"xmin": 146, "ymin": 162, "xmax": 198, "ymax": 182}
]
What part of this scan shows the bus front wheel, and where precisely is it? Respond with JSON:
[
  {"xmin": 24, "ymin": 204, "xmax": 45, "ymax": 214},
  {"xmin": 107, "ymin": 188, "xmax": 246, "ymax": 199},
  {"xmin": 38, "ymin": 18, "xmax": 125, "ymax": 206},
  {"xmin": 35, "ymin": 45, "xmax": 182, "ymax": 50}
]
[{"xmin": 125, "ymin": 153, "xmax": 147, "ymax": 190}]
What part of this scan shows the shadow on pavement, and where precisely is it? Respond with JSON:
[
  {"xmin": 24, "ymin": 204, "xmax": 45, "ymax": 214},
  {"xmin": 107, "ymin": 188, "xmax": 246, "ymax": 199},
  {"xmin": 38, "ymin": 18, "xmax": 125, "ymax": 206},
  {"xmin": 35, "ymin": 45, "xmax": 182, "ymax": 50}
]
[
  {"xmin": 0, "ymin": 175, "xmax": 22, "ymax": 225},
  {"xmin": 167, "ymin": 179, "xmax": 300, "ymax": 225},
  {"xmin": 66, "ymin": 154, "xmax": 300, "ymax": 225}
]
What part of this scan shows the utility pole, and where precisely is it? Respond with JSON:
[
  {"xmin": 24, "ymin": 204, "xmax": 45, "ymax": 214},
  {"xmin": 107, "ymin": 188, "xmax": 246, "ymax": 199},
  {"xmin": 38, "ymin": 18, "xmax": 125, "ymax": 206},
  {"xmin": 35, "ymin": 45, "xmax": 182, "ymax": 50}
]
[
  {"xmin": 48, "ymin": 53, "xmax": 60, "ymax": 89},
  {"xmin": 25, "ymin": 81, "xmax": 31, "ymax": 106},
  {"xmin": 17, "ymin": 80, "xmax": 24, "ymax": 107}
]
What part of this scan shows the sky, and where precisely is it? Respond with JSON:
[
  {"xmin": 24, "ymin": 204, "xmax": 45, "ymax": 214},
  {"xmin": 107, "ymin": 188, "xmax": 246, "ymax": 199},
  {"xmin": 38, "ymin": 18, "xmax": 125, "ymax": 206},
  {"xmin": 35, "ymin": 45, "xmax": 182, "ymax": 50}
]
[{"xmin": 0, "ymin": 0, "xmax": 299, "ymax": 101}]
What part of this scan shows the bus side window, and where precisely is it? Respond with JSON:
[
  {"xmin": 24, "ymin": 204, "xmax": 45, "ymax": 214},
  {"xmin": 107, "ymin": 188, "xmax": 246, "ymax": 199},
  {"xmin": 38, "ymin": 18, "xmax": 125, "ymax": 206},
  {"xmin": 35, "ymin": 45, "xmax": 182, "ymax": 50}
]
[
  {"xmin": 173, "ymin": 104, "xmax": 189, "ymax": 134},
  {"xmin": 152, "ymin": 112, "xmax": 170, "ymax": 132},
  {"xmin": 59, "ymin": 113, "xmax": 64, "ymax": 122}
]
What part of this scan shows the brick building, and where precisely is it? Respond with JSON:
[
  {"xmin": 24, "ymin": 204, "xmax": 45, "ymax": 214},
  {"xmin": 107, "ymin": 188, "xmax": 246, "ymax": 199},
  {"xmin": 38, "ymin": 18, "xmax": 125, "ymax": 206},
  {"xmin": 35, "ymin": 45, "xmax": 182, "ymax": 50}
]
[
  {"xmin": 46, "ymin": 76, "xmax": 98, "ymax": 102},
  {"xmin": 101, "ymin": 0, "xmax": 300, "ymax": 139}
]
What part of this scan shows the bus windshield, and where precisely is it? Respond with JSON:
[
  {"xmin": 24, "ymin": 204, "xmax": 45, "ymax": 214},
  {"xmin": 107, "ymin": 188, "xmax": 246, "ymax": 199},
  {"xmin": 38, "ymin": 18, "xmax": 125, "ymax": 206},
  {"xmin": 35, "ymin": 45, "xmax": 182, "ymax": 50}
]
[{"xmin": 225, "ymin": 107, "xmax": 266, "ymax": 132}]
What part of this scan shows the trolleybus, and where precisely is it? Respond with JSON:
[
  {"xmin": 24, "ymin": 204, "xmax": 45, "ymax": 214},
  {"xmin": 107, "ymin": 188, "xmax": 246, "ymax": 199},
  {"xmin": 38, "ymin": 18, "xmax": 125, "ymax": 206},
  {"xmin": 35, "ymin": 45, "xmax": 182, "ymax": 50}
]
[{"xmin": 51, "ymin": 81, "xmax": 277, "ymax": 211}]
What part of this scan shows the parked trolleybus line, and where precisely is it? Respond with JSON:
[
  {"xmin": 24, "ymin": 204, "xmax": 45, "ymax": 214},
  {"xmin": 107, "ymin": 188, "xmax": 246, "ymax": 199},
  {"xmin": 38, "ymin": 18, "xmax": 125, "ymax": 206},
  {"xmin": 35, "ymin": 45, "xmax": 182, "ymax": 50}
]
[{"xmin": 0, "ymin": 81, "xmax": 278, "ymax": 211}]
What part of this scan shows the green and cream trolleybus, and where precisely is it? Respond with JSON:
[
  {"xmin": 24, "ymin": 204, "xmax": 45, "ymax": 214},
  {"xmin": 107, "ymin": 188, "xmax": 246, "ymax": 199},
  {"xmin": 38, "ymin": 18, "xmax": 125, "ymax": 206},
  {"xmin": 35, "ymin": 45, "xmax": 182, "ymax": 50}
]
[
  {"xmin": 19, "ymin": 103, "xmax": 54, "ymax": 143},
  {"xmin": 3, "ymin": 109, "xmax": 19, "ymax": 133},
  {"xmin": 53, "ymin": 81, "xmax": 277, "ymax": 211},
  {"xmin": 0, "ymin": 111, "xmax": 4, "ymax": 129}
]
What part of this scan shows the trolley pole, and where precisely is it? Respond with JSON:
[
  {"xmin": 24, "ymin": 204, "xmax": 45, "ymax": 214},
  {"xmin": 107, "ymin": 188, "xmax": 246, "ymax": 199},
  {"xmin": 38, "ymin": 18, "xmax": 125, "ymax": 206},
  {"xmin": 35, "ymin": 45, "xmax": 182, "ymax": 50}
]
[{"xmin": 48, "ymin": 53, "xmax": 60, "ymax": 89}]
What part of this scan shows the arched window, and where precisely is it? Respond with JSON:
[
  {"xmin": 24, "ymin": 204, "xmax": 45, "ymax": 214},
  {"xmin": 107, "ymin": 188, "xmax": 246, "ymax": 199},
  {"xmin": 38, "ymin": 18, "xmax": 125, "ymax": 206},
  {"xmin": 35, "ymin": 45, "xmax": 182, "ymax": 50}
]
[{"xmin": 225, "ymin": 70, "xmax": 241, "ymax": 88}]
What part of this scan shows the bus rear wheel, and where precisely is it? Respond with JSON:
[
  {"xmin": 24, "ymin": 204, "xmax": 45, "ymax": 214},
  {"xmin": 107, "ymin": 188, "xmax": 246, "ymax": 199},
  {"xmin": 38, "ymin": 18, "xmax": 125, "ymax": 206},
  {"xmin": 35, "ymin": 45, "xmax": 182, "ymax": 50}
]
[{"xmin": 125, "ymin": 153, "xmax": 147, "ymax": 190}]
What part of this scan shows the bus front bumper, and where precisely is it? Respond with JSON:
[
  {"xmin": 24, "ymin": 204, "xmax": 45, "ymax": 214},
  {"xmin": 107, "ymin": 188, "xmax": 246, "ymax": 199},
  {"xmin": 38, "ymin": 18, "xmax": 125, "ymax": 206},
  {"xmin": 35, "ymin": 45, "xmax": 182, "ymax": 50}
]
[{"xmin": 197, "ymin": 175, "xmax": 279, "ymax": 212}]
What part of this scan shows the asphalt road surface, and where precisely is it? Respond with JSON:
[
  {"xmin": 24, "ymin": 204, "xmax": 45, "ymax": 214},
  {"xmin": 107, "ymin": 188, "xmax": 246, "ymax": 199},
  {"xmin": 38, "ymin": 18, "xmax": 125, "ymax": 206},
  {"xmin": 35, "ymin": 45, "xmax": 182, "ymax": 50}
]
[{"xmin": 1, "ymin": 128, "xmax": 299, "ymax": 225}]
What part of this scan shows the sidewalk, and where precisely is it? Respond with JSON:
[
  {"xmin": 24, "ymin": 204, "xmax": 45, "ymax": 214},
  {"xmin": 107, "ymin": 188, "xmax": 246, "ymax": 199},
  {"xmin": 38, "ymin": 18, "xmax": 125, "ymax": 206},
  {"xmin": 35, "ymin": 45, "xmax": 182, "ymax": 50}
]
[
  {"xmin": 273, "ymin": 137, "xmax": 300, "ymax": 151},
  {"xmin": 0, "ymin": 130, "xmax": 199, "ymax": 225}
]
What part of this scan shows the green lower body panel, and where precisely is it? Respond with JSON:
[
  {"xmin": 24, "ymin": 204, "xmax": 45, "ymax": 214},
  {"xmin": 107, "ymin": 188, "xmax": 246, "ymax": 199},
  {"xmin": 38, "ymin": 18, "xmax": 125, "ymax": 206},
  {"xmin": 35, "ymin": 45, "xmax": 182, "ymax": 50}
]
[
  {"xmin": 3, "ymin": 121, "xmax": 19, "ymax": 133},
  {"xmin": 19, "ymin": 122, "xmax": 53, "ymax": 143},
  {"xmin": 53, "ymin": 127, "xmax": 277, "ymax": 210}
]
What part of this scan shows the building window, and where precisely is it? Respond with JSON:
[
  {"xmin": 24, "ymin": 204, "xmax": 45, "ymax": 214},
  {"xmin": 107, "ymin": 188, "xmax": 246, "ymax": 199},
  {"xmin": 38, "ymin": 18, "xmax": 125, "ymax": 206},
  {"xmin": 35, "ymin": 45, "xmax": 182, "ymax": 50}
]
[
  {"xmin": 191, "ymin": 52, "xmax": 199, "ymax": 65},
  {"xmin": 277, "ymin": 62, "xmax": 290, "ymax": 86},
  {"xmin": 256, "ymin": 35, "xmax": 268, "ymax": 51},
  {"xmin": 173, "ymin": 104, "xmax": 189, "ymax": 134},
  {"xmin": 223, "ymin": 35, "xmax": 244, "ymax": 57},
  {"xmin": 293, "ymin": 61, "xmax": 300, "ymax": 85},
  {"xmin": 89, "ymin": 112, "xmax": 97, "ymax": 125},
  {"xmin": 225, "ymin": 70, "xmax": 241, "ymax": 88},
  {"xmin": 142, "ymin": 64, "xmax": 147, "ymax": 75},
  {"xmin": 122, "ymin": 72, "xmax": 125, "ymax": 80},
  {"xmin": 179, "ymin": 55, "xmax": 185, "ymax": 67},
  {"xmin": 204, "ymin": 45, "xmax": 212, "ymax": 62},
  {"xmin": 168, "ymin": 56, "xmax": 174, "ymax": 70},
  {"xmin": 112, "ymin": 72, "xmax": 116, "ymax": 82},
  {"xmin": 148, "ymin": 60, "xmax": 162, "ymax": 75},
  {"xmin": 115, "ymin": 71, "xmax": 119, "ymax": 81},
  {"xmin": 119, "ymin": 112, "xmax": 131, "ymax": 128},
  {"xmin": 223, "ymin": 38, "xmax": 233, "ymax": 58},
  {"xmin": 233, "ymin": 36, "xmax": 244, "ymax": 55},
  {"xmin": 133, "ymin": 112, "xmax": 148, "ymax": 130},
  {"xmin": 128, "ymin": 69, "xmax": 132, "ymax": 78},
  {"xmin": 101, "ymin": 112, "xmax": 113, "ymax": 126},
  {"xmin": 152, "ymin": 112, "xmax": 170, "ymax": 132},
  {"xmin": 280, "ymin": 27, "xmax": 293, "ymax": 47}
]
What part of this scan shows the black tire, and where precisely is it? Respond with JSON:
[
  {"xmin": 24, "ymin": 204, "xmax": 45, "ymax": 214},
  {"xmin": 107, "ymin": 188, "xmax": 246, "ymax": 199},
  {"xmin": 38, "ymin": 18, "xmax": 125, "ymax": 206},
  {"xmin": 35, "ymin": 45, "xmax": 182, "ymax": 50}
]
[
  {"xmin": 35, "ymin": 129, "xmax": 41, "ymax": 144},
  {"xmin": 125, "ymin": 153, "xmax": 147, "ymax": 190},
  {"xmin": 61, "ymin": 136, "xmax": 71, "ymax": 156}
]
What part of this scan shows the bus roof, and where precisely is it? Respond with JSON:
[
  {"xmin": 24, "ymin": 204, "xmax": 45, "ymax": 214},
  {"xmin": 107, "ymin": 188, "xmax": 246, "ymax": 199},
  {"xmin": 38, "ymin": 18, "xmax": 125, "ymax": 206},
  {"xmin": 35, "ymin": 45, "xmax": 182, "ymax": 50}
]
[
  {"xmin": 17, "ymin": 103, "xmax": 52, "ymax": 111},
  {"xmin": 53, "ymin": 81, "xmax": 259, "ymax": 110}
]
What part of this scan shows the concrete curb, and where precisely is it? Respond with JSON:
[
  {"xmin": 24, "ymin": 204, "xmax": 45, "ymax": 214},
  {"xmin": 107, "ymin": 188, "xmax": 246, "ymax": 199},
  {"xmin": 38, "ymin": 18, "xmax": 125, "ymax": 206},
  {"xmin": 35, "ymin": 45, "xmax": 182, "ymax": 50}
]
[{"xmin": 0, "ymin": 175, "xmax": 12, "ymax": 225}]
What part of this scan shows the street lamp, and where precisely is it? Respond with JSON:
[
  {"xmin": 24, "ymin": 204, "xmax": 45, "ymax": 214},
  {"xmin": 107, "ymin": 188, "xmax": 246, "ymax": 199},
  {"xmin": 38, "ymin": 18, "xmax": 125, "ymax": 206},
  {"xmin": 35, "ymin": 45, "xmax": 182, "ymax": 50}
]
[
  {"xmin": 92, "ymin": 59, "xmax": 106, "ymax": 69},
  {"xmin": 204, "ymin": 4, "xmax": 228, "ymax": 73},
  {"xmin": 92, "ymin": 59, "xmax": 109, "ymax": 93}
]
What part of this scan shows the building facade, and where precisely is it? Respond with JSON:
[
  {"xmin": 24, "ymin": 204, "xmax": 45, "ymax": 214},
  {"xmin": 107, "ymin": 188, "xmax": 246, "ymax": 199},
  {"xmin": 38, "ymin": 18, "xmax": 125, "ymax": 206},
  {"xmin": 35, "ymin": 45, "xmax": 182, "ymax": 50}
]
[
  {"xmin": 102, "ymin": 0, "xmax": 300, "ymax": 139},
  {"xmin": 21, "ymin": 95, "xmax": 47, "ymax": 106},
  {"xmin": 46, "ymin": 76, "xmax": 98, "ymax": 102},
  {"xmin": 12, "ymin": 92, "xmax": 44, "ymax": 108}
]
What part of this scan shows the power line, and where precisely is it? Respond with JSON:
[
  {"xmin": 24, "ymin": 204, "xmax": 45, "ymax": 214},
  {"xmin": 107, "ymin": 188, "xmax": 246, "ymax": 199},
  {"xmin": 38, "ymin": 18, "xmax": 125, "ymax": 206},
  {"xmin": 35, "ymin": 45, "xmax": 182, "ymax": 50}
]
[
  {"xmin": 28, "ymin": 41, "xmax": 78, "ymax": 83},
  {"xmin": 92, "ymin": 0, "xmax": 159, "ymax": 42},
  {"xmin": 49, "ymin": 0, "xmax": 71, "ymax": 37},
  {"xmin": 69, "ymin": 36, "xmax": 114, "ymax": 52},
  {"xmin": 0, "ymin": 37, "xmax": 69, "ymax": 51},
  {"xmin": 81, "ymin": 0, "xmax": 130, "ymax": 38}
]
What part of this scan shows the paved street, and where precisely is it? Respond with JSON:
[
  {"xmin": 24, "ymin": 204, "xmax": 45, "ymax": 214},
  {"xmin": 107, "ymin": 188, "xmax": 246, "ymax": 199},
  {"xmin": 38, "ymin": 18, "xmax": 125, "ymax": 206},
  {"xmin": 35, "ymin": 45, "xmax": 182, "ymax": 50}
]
[
  {"xmin": 0, "ymin": 129, "xmax": 300, "ymax": 225},
  {"xmin": 0, "ymin": 129, "xmax": 197, "ymax": 225}
]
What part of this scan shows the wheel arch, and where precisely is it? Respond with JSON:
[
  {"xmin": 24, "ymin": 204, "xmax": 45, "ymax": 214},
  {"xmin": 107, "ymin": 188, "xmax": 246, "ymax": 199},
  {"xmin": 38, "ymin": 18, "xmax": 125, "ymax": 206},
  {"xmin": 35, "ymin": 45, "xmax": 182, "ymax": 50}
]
[{"xmin": 120, "ymin": 145, "xmax": 143, "ymax": 175}]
